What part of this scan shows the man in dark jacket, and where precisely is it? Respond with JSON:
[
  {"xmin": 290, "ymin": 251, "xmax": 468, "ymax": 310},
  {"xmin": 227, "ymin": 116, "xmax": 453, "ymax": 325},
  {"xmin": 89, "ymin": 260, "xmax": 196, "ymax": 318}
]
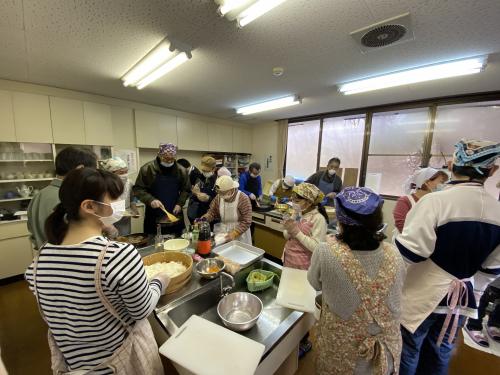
[
  {"xmin": 133, "ymin": 143, "xmax": 190, "ymax": 235},
  {"xmin": 306, "ymin": 157, "xmax": 342, "ymax": 206},
  {"xmin": 187, "ymin": 156, "xmax": 218, "ymax": 223}
]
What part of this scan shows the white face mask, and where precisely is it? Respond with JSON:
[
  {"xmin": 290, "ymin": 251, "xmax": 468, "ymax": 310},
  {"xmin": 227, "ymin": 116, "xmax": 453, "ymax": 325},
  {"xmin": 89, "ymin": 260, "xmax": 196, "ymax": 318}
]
[
  {"xmin": 92, "ymin": 200, "xmax": 125, "ymax": 226},
  {"xmin": 161, "ymin": 161, "xmax": 174, "ymax": 168},
  {"xmin": 435, "ymin": 183, "xmax": 445, "ymax": 192},
  {"xmin": 328, "ymin": 169, "xmax": 336, "ymax": 176},
  {"xmin": 250, "ymin": 173, "xmax": 259, "ymax": 178},
  {"xmin": 119, "ymin": 174, "xmax": 128, "ymax": 182},
  {"xmin": 203, "ymin": 171, "xmax": 214, "ymax": 178}
]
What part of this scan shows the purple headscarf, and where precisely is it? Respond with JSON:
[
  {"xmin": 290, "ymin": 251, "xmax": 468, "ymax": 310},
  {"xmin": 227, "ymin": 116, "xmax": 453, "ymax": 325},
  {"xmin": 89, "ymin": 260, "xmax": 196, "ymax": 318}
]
[
  {"xmin": 334, "ymin": 187, "xmax": 383, "ymax": 226},
  {"xmin": 159, "ymin": 143, "xmax": 177, "ymax": 156}
]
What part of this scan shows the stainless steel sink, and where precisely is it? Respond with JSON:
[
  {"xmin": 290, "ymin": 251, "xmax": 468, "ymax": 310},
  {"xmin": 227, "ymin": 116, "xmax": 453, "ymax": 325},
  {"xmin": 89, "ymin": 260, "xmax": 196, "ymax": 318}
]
[{"xmin": 155, "ymin": 258, "xmax": 303, "ymax": 357}]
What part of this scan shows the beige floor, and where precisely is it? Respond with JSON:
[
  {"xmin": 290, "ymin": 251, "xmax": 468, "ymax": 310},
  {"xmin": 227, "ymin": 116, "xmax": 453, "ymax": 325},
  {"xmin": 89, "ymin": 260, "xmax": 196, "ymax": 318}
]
[{"xmin": 1, "ymin": 279, "xmax": 499, "ymax": 375}]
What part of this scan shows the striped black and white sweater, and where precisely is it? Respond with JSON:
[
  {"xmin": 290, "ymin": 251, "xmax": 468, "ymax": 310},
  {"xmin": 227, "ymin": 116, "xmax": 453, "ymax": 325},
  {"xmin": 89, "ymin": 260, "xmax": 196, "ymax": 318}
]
[{"xmin": 25, "ymin": 236, "xmax": 163, "ymax": 374}]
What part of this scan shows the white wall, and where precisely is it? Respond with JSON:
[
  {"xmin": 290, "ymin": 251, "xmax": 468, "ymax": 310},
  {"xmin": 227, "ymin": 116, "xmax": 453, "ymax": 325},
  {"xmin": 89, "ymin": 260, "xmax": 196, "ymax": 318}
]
[{"xmin": 251, "ymin": 121, "xmax": 280, "ymax": 186}]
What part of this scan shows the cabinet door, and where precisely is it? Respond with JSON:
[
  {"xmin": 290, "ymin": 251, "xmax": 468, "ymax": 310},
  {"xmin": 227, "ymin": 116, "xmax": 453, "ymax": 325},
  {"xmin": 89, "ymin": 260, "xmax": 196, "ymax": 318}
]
[
  {"xmin": 111, "ymin": 106, "xmax": 136, "ymax": 148},
  {"xmin": 83, "ymin": 102, "xmax": 114, "ymax": 146},
  {"xmin": 12, "ymin": 92, "xmax": 53, "ymax": 143},
  {"xmin": 177, "ymin": 117, "xmax": 208, "ymax": 151},
  {"xmin": 208, "ymin": 123, "xmax": 233, "ymax": 152},
  {"xmin": 135, "ymin": 110, "xmax": 177, "ymax": 148},
  {"xmin": 50, "ymin": 97, "xmax": 85, "ymax": 144},
  {"xmin": 233, "ymin": 126, "xmax": 252, "ymax": 154},
  {"xmin": 0, "ymin": 90, "xmax": 16, "ymax": 142},
  {"xmin": 0, "ymin": 236, "xmax": 33, "ymax": 279}
]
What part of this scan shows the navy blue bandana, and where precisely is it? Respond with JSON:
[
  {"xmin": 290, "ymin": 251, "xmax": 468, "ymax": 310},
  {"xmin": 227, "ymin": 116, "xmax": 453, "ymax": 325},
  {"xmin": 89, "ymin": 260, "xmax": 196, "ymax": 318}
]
[{"xmin": 335, "ymin": 187, "xmax": 383, "ymax": 226}]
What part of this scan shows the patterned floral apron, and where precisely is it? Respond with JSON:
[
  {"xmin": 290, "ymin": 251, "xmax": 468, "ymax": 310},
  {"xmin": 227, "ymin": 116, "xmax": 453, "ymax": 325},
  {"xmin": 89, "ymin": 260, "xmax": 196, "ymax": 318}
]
[{"xmin": 315, "ymin": 240, "xmax": 402, "ymax": 375}]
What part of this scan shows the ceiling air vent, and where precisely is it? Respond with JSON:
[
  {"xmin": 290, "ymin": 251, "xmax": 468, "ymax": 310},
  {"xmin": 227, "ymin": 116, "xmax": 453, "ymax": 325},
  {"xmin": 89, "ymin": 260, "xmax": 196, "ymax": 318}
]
[{"xmin": 350, "ymin": 12, "xmax": 414, "ymax": 53}]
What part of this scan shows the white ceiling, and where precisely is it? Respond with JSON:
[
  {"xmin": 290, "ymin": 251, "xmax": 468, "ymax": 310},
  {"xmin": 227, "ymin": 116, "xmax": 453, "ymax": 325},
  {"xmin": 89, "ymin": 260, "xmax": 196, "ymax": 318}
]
[{"xmin": 1, "ymin": 0, "xmax": 500, "ymax": 123}]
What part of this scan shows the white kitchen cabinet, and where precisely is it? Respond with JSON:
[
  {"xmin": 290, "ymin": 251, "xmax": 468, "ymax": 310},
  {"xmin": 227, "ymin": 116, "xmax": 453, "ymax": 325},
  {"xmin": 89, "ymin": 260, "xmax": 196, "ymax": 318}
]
[
  {"xmin": 233, "ymin": 126, "xmax": 252, "ymax": 153},
  {"xmin": 111, "ymin": 106, "xmax": 136, "ymax": 148},
  {"xmin": 208, "ymin": 123, "xmax": 233, "ymax": 152},
  {"xmin": 0, "ymin": 220, "xmax": 33, "ymax": 279},
  {"xmin": 50, "ymin": 97, "xmax": 86, "ymax": 144},
  {"xmin": 12, "ymin": 92, "xmax": 53, "ymax": 143},
  {"xmin": 177, "ymin": 117, "xmax": 208, "ymax": 151},
  {"xmin": 0, "ymin": 90, "xmax": 16, "ymax": 142},
  {"xmin": 83, "ymin": 102, "xmax": 114, "ymax": 146},
  {"xmin": 135, "ymin": 110, "xmax": 177, "ymax": 148}
]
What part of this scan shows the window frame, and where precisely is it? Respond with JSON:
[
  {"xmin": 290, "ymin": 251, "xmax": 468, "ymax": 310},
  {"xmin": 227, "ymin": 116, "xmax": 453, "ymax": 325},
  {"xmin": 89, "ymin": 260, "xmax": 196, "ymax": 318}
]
[{"xmin": 285, "ymin": 91, "xmax": 500, "ymax": 200}]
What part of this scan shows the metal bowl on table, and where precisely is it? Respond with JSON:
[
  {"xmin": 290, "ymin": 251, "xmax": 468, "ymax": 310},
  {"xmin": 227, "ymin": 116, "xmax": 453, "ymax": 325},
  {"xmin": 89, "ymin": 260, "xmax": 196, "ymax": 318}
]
[
  {"xmin": 195, "ymin": 258, "xmax": 225, "ymax": 279},
  {"xmin": 217, "ymin": 292, "xmax": 263, "ymax": 332}
]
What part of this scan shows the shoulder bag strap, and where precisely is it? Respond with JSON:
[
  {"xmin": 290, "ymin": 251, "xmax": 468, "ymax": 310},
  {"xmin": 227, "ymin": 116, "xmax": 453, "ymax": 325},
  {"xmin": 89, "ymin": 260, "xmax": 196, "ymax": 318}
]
[{"xmin": 94, "ymin": 242, "xmax": 133, "ymax": 333}]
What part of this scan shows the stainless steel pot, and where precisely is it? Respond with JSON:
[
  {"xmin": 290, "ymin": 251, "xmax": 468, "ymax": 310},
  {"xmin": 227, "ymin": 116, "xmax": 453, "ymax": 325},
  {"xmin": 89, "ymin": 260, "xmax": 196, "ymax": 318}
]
[{"xmin": 217, "ymin": 292, "xmax": 262, "ymax": 331}]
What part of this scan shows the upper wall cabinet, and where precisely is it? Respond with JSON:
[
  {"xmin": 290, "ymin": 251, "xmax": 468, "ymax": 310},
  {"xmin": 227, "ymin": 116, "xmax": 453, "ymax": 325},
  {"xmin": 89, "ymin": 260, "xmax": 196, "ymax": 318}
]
[
  {"xmin": 0, "ymin": 90, "xmax": 16, "ymax": 142},
  {"xmin": 83, "ymin": 102, "xmax": 113, "ymax": 146},
  {"xmin": 135, "ymin": 110, "xmax": 177, "ymax": 148},
  {"xmin": 208, "ymin": 123, "xmax": 233, "ymax": 152},
  {"xmin": 233, "ymin": 126, "xmax": 252, "ymax": 154},
  {"xmin": 12, "ymin": 92, "xmax": 53, "ymax": 143},
  {"xmin": 111, "ymin": 106, "xmax": 136, "ymax": 149},
  {"xmin": 177, "ymin": 117, "xmax": 208, "ymax": 151},
  {"xmin": 50, "ymin": 97, "xmax": 85, "ymax": 144}
]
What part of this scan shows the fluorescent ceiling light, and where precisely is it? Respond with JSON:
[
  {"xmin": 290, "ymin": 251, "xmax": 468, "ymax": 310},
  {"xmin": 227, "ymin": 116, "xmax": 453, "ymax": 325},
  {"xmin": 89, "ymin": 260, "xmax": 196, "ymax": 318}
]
[
  {"xmin": 236, "ymin": 95, "xmax": 301, "ymax": 115},
  {"xmin": 237, "ymin": 0, "xmax": 287, "ymax": 27},
  {"xmin": 122, "ymin": 38, "xmax": 191, "ymax": 89},
  {"xmin": 338, "ymin": 56, "xmax": 487, "ymax": 95},
  {"xmin": 136, "ymin": 52, "xmax": 189, "ymax": 90},
  {"xmin": 218, "ymin": 0, "xmax": 250, "ymax": 16}
]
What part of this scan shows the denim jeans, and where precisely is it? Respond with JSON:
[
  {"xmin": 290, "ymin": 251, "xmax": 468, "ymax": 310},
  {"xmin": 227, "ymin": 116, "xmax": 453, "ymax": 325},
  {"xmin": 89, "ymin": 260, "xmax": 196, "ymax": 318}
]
[{"xmin": 400, "ymin": 313, "xmax": 466, "ymax": 375}]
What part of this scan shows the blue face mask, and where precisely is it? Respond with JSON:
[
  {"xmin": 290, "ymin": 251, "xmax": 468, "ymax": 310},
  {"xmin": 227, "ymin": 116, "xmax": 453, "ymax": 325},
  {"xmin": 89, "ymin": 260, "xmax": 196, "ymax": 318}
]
[{"xmin": 435, "ymin": 183, "xmax": 445, "ymax": 192}]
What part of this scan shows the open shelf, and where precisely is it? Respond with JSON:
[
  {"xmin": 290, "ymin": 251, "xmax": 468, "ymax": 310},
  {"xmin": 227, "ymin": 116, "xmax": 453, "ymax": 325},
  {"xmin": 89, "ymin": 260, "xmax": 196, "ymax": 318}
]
[
  {"xmin": 0, "ymin": 197, "xmax": 33, "ymax": 203},
  {"xmin": 0, "ymin": 178, "xmax": 53, "ymax": 184},
  {"xmin": 0, "ymin": 159, "xmax": 53, "ymax": 163}
]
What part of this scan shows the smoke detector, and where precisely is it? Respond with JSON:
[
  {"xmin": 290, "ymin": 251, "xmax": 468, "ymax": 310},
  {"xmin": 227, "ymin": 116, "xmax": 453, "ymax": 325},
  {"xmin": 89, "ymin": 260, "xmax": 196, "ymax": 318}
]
[
  {"xmin": 272, "ymin": 67, "xmax": 285, "ymax": 77},
  {"xmin": 350, "ymin": 12, "xmax": 414, "ymax": 53}
]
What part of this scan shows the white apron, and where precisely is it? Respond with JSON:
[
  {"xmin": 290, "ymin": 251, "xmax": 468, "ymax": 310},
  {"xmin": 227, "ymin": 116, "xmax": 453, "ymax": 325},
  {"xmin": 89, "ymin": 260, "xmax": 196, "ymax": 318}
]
[
  {"xmin": 220, "ymin": 191, "xmax": 252, "ymax": 245},
  {"xmin": 391, "ymin": 194, "xmax": 416, "ymax": 245}
]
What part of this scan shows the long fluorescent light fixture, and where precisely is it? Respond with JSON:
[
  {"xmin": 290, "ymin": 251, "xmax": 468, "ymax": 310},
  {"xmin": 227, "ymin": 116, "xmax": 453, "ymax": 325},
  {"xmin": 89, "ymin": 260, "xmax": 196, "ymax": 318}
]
[
  {"xmin": 216, "ymin": 0, "xmax": 288, "ymax": 27},
  {"xmin": 237, "ymin": 0, "xmax": 287, "ymax": 27},
  {"xmin": 236, "ymin": 95, "xmax": 301, "ymax": 115},
  {"xmin": 121, "ymin": 37, "xmax": 192, "ymax": 90},
  {"xmin": 338, "ymin": 56, "xmax": 487, "ymax": 95}
]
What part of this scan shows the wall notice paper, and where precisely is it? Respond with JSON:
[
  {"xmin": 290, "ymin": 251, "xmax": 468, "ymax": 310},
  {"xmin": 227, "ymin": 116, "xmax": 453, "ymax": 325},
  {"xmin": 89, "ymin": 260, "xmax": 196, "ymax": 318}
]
[
  {"xmin": 365, "ymin": 172, "xmax": 382, "ymax": 194},
  {"xmin": 114, "ymin": 149, "xmax": 138, "ymax": 174}
]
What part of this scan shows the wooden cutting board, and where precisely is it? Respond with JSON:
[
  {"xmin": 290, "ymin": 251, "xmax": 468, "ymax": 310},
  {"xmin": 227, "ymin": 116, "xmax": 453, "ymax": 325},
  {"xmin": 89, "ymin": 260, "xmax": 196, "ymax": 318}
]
[{"xmin": 159, "ymin": 315, "xmax": 265, "ymax": 375}]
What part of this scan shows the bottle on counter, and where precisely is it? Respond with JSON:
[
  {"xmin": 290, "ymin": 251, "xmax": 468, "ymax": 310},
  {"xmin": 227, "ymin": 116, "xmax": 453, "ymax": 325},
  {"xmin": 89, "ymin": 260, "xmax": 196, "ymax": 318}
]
[
  {"xmin": 197, "ymin": 222, "xmax": 212, "ymax": 256},
  {"xmin": 191, "ymin": 223, "xmax": 199, "ymax": 249},
  {"xmin": 154, "ymin": 224, "xmax": 163, "ymax": 251}
]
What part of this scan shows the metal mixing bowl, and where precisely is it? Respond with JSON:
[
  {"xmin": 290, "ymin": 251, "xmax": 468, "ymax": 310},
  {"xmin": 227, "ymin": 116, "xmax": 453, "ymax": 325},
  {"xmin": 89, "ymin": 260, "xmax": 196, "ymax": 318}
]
[
  {"xmin": 195, "ymin": 258, "xmax": 225, "ymax": 279},
  {"xmin": 217, "ymin": 292, "xmax": 263, "ymax": 331}
]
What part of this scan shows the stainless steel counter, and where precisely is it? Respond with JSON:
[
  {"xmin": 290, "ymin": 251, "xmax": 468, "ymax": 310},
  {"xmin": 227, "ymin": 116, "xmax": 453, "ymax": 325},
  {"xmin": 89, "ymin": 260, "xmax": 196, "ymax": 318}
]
[{"xmin": 138, "ymin": 245, "xmax": 307, "ymax": 360}]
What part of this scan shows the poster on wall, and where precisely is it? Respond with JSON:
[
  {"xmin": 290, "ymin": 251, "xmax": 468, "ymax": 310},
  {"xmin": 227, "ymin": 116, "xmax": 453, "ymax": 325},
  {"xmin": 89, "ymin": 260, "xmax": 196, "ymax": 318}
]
[
  {"xmin": 114, "ymin": 149, "xmax": 138, "ymax": 174},
  {"xmin": 365, "ymin": 172, "xmax": 382, "ymax": 194}
]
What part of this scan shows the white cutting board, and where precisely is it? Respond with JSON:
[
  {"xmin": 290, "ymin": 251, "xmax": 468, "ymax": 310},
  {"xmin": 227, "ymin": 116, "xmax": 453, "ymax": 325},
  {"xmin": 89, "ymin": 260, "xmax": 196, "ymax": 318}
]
[
  {"xmin": 160, "ymin": 315, "xmax": 265, "ymax": 375},
  {"xmin": 276, "ymin": 267, "xmax": 317, "ymax": 313}
]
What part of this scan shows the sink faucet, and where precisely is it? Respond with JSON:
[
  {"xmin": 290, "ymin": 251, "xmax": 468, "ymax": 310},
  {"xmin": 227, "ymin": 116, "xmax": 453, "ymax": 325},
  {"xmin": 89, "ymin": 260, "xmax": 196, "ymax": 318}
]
[{"xmin": 219, "ymin": 272, "xmax": 235, "ymax": 298}]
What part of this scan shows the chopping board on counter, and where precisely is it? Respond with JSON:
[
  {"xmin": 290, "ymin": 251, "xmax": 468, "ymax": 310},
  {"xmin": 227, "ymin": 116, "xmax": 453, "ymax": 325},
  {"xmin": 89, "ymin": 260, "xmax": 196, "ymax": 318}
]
[
  {"xmin": 159, "ymin": 315, "xmax": 265, "ymax": 375},
  {"xmin": 275, "ymin": 267, "xmax": 317, "ymax": 313}
]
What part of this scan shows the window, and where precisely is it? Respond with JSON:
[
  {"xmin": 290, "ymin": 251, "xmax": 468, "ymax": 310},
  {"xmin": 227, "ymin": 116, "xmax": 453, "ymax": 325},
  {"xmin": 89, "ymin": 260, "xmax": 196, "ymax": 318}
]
[
  {"xmin": 365, "ymin": 108, "xmax": 430, "ymax": 195},
  {"xmin": 285, "ymin": 120, "xmax": 320, "ymax": 180},
  {"xmin": 320, "ymin": 116, "xmax": 365, "ymax": 185},
  {"xmin": 430, "ymin": 100, "xmax": 500, "ymax": 198}
]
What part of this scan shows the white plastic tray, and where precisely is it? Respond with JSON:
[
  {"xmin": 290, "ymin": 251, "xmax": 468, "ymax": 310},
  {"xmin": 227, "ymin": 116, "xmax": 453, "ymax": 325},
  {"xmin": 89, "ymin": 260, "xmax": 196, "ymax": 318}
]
[{"xmin": 212, "ymin": 240, "xmax": 265, "ymax": 268}]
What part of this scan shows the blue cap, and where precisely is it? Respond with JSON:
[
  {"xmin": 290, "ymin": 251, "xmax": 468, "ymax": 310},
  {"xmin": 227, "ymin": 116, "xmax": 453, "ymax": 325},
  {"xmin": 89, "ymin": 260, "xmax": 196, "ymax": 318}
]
[{"xmin": 335, "ymin": 187, "xmax": 383, "ymax": 226}]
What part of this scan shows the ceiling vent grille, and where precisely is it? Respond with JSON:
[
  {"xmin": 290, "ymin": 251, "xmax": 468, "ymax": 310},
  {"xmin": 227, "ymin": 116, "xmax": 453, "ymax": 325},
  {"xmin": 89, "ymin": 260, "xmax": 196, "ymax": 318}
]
[{"xmin": 350, "ymin": 13, "xmax": 414, "ymax": 53}]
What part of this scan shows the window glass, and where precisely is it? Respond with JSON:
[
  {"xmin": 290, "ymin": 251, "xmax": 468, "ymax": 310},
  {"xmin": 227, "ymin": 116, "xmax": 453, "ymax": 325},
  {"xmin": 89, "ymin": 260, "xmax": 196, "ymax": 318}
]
[
  {"xmin": 370, "ymin": 109, "xmax": 429, "ymax": 154},
  {"xmin": 320, "ymin": 116, "xmax": 365, "ymax": 184},
  {"xmin": 285, "ymin": 120, "xmax": 320, "ymax": 180}
]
